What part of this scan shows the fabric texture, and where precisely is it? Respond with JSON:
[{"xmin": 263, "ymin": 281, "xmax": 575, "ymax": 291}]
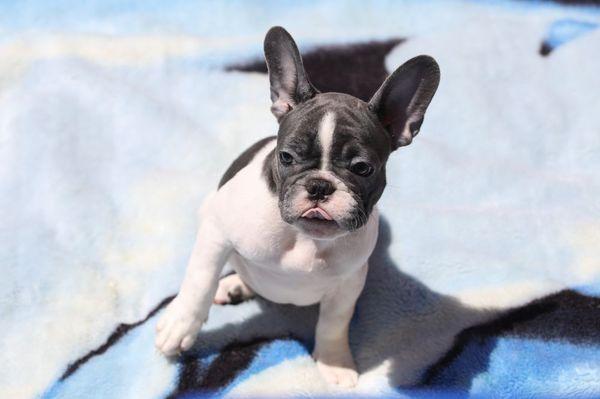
[{"xmin": 1, "ymin": 1, "xmax": 599, "ymax": 398}]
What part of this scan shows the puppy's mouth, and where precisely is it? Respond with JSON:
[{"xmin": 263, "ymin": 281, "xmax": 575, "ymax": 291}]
[
  {"xmin": 301, "ymin": 207, "xmax": 333, "ymax": 221},
  {"xmin": 292, "ymin": 205, "xmax": 345, "ymax": 237}
]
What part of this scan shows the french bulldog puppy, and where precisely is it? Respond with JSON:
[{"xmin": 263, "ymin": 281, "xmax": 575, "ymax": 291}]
[{"xmin": 156, "ymin": 26, "xmax": 440, "ymax": 388}]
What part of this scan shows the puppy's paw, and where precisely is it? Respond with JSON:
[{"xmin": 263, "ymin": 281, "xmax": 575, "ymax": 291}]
[
  {"xmin": 213, "ymin": 274, "xmax": 255, "ymax": 305},
  {"xmin": 315, "ymin": 360, "xmax": 359, "ymax": 388},
  {"xmin": 155, "ymin": 297, "xmax": 204, "ymax": 356},
  {"xmin": 314, "ymin": 347, "xmax": 358, "ymax": 388}
]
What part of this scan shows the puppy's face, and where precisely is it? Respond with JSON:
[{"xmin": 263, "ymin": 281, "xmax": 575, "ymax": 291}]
[
  {"xmin": 276, "ymin": 93, "xmax": 390, "ymax": 238},
  {"xmin": 263, "ymin": 27, "xmax": 440, "ymax": 239}
]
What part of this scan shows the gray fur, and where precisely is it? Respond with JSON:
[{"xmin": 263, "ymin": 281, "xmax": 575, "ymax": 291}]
[{"xmin": 219, "ymin": 136, "xmax": 276, "ymax": 189}]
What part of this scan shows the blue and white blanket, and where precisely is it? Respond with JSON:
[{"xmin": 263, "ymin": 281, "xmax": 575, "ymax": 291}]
[{"xmin": 1, "ymin": 1, "xmax": 600, "ymax": 398}]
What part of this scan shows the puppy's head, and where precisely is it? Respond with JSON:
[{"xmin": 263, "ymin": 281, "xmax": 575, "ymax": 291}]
[{"xmin": 264, "ymin": 27, "xmax": 440, "ymax": 239}]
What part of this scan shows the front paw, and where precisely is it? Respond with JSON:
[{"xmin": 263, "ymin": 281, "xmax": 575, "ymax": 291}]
[
  {"xmin": 314, "ymin": 350, "xmax": 359, "ymax": 388},
  {"xmin": 155, "ymin": 297, "xmax": 204, "ymax": 356},
  {"xmin": 315, "ymin": 360, "xmax": 359, "ymax": 388}
]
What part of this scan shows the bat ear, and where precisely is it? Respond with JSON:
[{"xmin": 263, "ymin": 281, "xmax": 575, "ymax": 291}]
[
  {"xmin": 369, "ymin": 55, "xmax": 440, "ymax": 149},
  {"xmin": 264, "ymin": 26, "xmax": 318, "ymax": 122}
]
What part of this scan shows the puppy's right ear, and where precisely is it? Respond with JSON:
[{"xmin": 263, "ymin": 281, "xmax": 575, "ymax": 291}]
[{"xmin": 264, "ymin": 26, "xmax": 318, "ymax": 121}]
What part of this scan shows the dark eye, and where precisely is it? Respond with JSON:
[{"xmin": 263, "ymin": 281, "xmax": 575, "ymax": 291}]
[
  {"xmin": 350, "ymin": 161, "xmax": 374, "ymax": 177},
  {"xmin": 279, "ymin": 151, "xmax": 294, "ymax": 165}
]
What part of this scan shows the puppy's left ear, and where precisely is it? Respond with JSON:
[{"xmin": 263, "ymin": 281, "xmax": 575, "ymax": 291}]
[
  {"xmin": 264, "ymin": 26, "xmax": 318, "ymax": 121},
  {"xmin": 369, "ymin": 55, "xmax": 440, "ymax": 149}
]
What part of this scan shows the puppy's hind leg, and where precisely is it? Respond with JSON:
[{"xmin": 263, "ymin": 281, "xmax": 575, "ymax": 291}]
[{"xmin": 214, "ymin": 273, "xmax": 255, "ymax": 305}]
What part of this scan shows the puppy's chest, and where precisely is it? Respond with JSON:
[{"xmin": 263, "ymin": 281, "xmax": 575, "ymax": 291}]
[
  {"xmin": 235, "ymin": 229, "xmax": 344, "ymax": 275},
  {"xmin": 218, "ymin": 191, "xmax": 374, "ymax": 277}
]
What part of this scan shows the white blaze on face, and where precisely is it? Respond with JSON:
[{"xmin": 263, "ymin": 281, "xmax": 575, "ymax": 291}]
[
  {"xmin": 318, "ymin": 112, "xmax": 336, "ymax": 170},
  {"xmin": 290, "ymin": 111, "xmax": 358, "ymax": 230}
]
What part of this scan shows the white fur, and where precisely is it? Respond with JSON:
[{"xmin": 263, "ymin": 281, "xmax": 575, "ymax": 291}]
[
  {"xmin": 156, "ymin": 139, "xmax": 378, "ymax": 387},
  {"xmin": 318, "ymin": 112, "xmax": 336, "ymax": 170}
]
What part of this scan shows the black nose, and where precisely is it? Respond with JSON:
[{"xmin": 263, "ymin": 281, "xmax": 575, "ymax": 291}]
[{"xmin": 306, "ymin": 179, "xmax": 335, "ymax": 200}]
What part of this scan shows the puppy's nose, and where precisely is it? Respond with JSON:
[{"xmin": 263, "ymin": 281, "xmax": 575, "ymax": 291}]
[{"xmin": 306, "ymin": 179, "xmax": 335, "ymax": 201}]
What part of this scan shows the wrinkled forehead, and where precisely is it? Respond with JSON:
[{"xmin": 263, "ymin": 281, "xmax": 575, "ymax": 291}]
[{"xmin": 278, "ymin": 93, "xmax": 391, "ymax": 158}]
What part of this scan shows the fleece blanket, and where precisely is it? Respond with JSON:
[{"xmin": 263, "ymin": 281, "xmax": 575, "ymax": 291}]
[{"xmin": 1, "ymin": 1, "xmax": 600, "ymax": 398}]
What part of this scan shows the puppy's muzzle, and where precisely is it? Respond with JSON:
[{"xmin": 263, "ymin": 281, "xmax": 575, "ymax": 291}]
[{"xmin": 305, "ymin": 178, "xmax": 335, "ymax": 201}]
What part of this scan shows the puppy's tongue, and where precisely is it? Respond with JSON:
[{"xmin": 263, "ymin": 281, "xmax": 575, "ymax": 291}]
[{"xmin": 301, "ymin": 207, "xmax": 333, "ymax": 221}]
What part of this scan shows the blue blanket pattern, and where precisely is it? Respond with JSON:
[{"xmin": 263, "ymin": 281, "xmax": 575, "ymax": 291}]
[{"xmin": 2, "ymin": 1, "xmax": 600, "ymax": 398}]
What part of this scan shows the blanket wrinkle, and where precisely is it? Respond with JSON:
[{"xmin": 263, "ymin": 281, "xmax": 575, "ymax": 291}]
[{"xmin": 2, "ymin": 1, "xmax": 599, "ymax": 398}]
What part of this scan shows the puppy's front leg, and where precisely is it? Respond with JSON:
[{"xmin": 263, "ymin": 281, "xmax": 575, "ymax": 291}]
[
  {"xmin": 155, "ymin": 217, "xmax": 231, "ymax": 356},
  {"xmin": 313, "ymin": 263, "xmax": 367, "ymax": 388}
]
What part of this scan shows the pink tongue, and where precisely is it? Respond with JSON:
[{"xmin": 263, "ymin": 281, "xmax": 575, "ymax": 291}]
[{"xmin": 301, "ymin": 207, "xmax": 333, "ymax": 221}]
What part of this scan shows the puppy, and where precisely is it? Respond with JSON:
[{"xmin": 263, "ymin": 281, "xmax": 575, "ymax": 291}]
[{"xmin": 156, "ymin": 26, "xmax": 440, "ymax": 388}]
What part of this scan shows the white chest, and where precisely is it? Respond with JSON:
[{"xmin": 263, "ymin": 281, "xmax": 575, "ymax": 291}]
[{"xmin": 222, "ymin": 207, "xmax": 378, "ymax": 305}]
